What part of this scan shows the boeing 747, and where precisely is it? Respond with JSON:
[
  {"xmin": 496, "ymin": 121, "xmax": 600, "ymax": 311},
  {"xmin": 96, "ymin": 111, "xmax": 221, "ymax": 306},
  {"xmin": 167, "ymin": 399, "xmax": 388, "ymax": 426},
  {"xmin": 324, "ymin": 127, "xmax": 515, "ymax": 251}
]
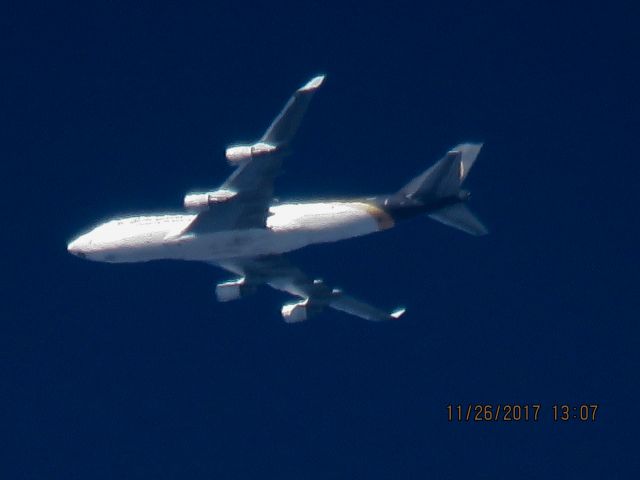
[{"xmin": 68, "ymin": 75, "xmax": 487, "ymax": 322}]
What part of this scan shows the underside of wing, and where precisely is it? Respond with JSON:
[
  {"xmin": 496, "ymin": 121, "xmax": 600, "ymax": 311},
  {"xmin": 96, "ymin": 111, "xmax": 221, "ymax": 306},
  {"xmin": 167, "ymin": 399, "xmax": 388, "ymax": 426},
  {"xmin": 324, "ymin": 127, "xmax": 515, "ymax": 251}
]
[
  {"xmin": 184, "ymin": 76, "xmax": 325, "ymax": 235},
  {"xmin": 329, "ymin": 294, "xmax": 406, "ymax": 322},
  {"xmin": 212, "ymin": 255, "xmax": 405, "ymax": 323}
]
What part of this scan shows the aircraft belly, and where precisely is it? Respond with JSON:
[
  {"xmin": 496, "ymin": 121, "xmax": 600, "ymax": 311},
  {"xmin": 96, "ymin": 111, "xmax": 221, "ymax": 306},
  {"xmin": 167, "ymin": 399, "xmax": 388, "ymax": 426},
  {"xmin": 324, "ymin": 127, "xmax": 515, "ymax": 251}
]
[
  {"xmin": 166, "ymin": 229, "xmax": 273, "ymax": 261},
  {"xmin": 155, "ymin": 202, "xmax": 392, "ymax": 262},
  {"xmin": 265, "ymin": 201, "xmax": 384, "ymax": 251}
]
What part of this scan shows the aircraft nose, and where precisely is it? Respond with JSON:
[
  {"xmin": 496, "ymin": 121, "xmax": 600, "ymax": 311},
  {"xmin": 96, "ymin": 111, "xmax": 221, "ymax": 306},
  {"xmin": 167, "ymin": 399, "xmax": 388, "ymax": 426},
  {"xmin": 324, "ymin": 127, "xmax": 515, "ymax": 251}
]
[{"xmin": 67, "ymin": 237, "xmax": 88, "ymax": 258}]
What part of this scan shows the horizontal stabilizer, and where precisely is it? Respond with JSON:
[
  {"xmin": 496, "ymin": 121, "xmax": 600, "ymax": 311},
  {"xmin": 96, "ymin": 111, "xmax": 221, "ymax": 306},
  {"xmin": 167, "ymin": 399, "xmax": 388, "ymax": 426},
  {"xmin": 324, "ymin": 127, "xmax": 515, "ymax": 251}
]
[{"xmin": 429, "ymin": 203, "xmax": 488, "ymax": 236}]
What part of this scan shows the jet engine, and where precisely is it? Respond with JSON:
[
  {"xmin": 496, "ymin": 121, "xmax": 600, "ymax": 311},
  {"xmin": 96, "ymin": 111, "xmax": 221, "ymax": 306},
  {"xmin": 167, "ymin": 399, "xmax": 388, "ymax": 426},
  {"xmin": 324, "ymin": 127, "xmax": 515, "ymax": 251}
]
[
  {"xmin": 281, "ymin": 298, "xmax": 318, "ymax": 323},
  {"xmin": 225, "ymin": 142, "xmax": 277, "ymax": 165},
  {"xmin": 183, "ymin": 189, "xmax": 236, "ymax": 212},
  {"xmin": 215, "ymin": 278, "xmax": 256, "ymax": 302}
]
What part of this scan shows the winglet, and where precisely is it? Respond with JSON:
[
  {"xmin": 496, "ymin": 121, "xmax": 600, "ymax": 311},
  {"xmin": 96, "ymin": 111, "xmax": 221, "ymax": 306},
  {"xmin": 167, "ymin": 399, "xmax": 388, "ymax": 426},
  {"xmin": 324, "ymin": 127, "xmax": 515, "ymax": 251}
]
[
  {"xmin": 390, "ymin": 307, "xmax": 406, "ymax": 320},
  {"xmin": 299, "ymin": 75, "xmax": 325, "ymax": 92}
]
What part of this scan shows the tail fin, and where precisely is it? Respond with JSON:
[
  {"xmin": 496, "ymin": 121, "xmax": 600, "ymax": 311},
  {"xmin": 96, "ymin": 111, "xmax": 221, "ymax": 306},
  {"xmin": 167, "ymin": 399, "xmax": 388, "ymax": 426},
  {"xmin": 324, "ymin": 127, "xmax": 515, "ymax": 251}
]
[
  {"xmin": 396, "ymin": 143, "xmax": 488, "ymax": 235},
  {"xmin": 397, "ymin": 143, "xmax": 482, "ymax": 200}
]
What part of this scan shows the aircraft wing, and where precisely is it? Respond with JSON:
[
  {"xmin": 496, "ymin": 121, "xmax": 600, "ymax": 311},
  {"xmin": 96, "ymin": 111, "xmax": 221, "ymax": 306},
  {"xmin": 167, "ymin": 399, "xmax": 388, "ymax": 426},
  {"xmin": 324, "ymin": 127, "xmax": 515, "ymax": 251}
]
[
  {"xmin": 213, "ymin": 255, "xmax": 406, "ymax": 323},
  {"xmin": 185, "ymin": 76, "xmax": 325, "ymax": 234}
]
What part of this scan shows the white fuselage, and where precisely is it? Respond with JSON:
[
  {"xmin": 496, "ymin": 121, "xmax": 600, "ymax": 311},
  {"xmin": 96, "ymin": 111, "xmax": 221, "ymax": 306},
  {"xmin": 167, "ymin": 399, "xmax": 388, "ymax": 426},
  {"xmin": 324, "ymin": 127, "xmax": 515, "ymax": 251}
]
[{"xmin": 67, "ymin": 201, "xmax": 394, "ymax": 263}]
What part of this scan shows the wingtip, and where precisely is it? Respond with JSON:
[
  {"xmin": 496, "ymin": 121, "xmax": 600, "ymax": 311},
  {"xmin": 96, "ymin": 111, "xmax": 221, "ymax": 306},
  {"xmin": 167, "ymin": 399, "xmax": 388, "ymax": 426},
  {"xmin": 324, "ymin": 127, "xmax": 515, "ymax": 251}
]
[
  {"xmin": 390, "ymin": 307, "xmax": 406, "ymax": 320},
  {"xmin": 450, "ymin": 142, "xmax": 484, "ymax": 154},
  {"xmin": 299, "ymin": 75, "xmax": 326, "ymax": 92}
]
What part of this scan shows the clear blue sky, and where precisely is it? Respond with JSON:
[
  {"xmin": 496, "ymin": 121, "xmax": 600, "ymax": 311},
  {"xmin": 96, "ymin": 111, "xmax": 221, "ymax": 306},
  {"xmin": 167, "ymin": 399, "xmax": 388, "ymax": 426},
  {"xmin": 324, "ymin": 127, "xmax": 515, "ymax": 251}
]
[{"xmin": 2, "ymin": 1, "xmax": 637, "ymax": 478}]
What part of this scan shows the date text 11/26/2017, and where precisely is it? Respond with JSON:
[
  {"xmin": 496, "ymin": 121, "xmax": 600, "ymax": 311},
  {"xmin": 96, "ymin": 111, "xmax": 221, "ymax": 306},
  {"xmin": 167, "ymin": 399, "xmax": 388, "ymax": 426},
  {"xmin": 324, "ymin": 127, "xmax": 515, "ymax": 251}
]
[{"xmin": 447, "ymin": 404, "xmax": 599, "ymax": 422}]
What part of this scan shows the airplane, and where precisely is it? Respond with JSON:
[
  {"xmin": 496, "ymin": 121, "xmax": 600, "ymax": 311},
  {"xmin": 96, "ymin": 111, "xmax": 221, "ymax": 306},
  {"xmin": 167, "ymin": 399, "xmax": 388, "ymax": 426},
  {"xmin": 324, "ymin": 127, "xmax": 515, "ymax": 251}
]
[{"xmin": 67, "ymin": 75, "xmax": 487, "ymax": 323}]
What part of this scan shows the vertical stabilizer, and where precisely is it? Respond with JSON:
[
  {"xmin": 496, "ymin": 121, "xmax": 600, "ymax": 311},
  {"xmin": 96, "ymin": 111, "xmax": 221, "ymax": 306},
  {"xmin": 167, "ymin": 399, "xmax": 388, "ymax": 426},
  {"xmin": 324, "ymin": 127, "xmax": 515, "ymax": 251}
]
[{"xmin": 397, "ymin": 143, "xmax": 483, "ymax": 201}]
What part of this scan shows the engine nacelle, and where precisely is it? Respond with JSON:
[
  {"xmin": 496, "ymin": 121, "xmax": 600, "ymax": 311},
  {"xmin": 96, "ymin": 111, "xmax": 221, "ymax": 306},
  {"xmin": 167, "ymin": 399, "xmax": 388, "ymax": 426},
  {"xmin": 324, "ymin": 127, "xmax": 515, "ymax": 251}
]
[
  {"xmin": 281, "ymin": 299, "xmax": 313, "ymax": 323},
  {"xmin": 215, "ymin": 278, "xmax": 255, "ymax": 302},
  {"xmin": 183, "ymin": 189, "xmax": 236, "ymax": 212},
  {"xmin": 225, "ymin": 142, "xmax": 277, "ymax": 165}
]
